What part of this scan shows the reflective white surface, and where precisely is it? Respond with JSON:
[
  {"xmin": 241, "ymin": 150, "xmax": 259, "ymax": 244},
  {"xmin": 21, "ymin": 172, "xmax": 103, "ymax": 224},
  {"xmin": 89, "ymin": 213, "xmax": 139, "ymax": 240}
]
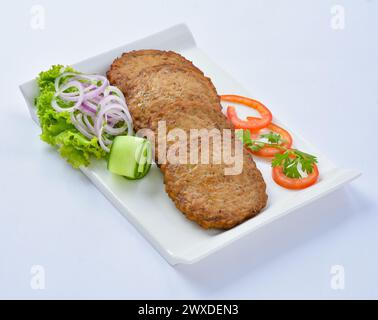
[{"xmin": 0, "ymin": 0, "xmax": 377, "ymax": 298}]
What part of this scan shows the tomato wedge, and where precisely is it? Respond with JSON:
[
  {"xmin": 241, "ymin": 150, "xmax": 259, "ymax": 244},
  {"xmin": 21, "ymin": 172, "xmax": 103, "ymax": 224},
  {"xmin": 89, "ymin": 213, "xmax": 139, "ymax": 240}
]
[
  {"xmin": 246, "ymin": 117, "xmax": 293, "ymax": 158},
  {"xmin": 272, "ymin": 163, "xmax": 319, "ymax": 190},
  {"xmin": 221, "ymin": 94, "xmax": 272, "ymax": 130}
]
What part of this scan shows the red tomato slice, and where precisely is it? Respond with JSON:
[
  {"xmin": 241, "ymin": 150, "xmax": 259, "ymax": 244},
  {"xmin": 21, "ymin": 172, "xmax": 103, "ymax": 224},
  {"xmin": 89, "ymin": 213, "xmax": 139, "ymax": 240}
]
[
  {"xmin": 246, "ymin": 118, "xmax": 293, "ymax": 158},
  {"xmin": 272, "ymin": 164, "xmax": 319, "ymax": 190},
  {"xmin": 221, "ymin": 95, "xmax": 272, "ymax": 130}
]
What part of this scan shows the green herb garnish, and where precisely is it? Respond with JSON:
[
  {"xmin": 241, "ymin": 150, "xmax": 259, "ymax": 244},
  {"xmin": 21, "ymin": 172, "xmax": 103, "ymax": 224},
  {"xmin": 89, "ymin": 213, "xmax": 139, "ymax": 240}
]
[{"xmin": 272, "ymin": 149, "xmax": 318, "ymax": 178}]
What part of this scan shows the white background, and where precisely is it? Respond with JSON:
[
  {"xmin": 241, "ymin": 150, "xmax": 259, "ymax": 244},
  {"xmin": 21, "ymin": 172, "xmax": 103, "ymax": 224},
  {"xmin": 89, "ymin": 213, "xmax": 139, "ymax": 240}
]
[{"xmin": 0, "ymin": 0, "xmax": 377, "ymax": 299}]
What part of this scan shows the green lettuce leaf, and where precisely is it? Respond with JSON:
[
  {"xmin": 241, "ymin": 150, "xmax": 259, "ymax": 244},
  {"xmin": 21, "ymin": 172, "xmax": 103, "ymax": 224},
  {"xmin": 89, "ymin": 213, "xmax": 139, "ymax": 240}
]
[{"xmin": 35, "ymin": 65, "xmax": 106, "ymax": 168}]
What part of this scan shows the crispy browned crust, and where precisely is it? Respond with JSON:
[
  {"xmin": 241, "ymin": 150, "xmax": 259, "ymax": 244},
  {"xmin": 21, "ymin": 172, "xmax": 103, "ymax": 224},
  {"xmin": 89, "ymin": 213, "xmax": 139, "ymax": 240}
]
[
  {"xmin": 164, "ymin": 149, "xmax": 268, "ymax": 229},
  {"xmin": 125, "ymin": 64, "xmax": 221, "ymax": 131},
  {"xmin": 107, "ymin": 49, "xmax": 204, "ymax": 95},
  {"xmin": 151, "ymin": 101, "xmax": 267, "ymax": 229},
  {"xmin": 106, "ymin": 50, "xmax": 268, "ymax": 229},
  {"xmin": 148, "ymin": 101, "xmax": 232, "ymax": 132},
  {"xmin": 147, "ymin": 101, "xmax": 233, "ymax": 174},
  {"xmin": 153, "ymin": 102, "xmax": 267, "ymax": 229}
]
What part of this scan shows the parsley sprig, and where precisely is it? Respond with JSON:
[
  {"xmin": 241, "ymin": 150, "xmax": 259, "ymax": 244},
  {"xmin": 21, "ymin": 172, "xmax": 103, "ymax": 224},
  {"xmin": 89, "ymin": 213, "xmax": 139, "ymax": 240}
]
[
  {"xmin": 272, "ymin": 149, "xmax": 317, "ymax": 178},
  {"xmin": 237, "ymin": 129, "xmax": 318, "ymax": 179},
  {"xmin": 236, "ymin": 129, "xmax": 285, "ymax": 152}
]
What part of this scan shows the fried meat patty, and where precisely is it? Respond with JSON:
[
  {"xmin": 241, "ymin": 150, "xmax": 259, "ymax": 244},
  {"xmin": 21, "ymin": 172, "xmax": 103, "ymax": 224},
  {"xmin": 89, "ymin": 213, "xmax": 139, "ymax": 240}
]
[
  {"xmin": 147, "ymin": 101, "xmax": 233, "ymax": 173},
  {"xmin": 164, "ymin": 153, "xmax": 267, "ymax": 229},
  {"xmin": 107, "ymin": 50, "xmax": 267, "ymax": 229},
  {"xmin": 125, "ymin": 64, "xmax": 221, "ymax": 131},
  {"xmin": 147, "ymin": 101, "xmax": 267, "ymax": 229},
  {"xmin": 107, "ymin": 50, "xmax": 203, "ymax": 95}
]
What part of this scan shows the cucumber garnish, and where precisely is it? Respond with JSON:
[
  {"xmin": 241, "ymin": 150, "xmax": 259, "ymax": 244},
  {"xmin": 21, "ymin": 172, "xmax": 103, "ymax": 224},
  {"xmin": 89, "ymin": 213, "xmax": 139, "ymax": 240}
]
[{"xmin": 108, "ymin": 136, "xmax": 152, "ymax": 180}]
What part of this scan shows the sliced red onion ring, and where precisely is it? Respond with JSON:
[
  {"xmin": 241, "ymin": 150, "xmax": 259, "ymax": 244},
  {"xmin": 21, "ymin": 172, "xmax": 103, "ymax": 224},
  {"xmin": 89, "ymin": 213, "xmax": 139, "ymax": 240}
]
[
  {"xmin": 57, "ymin": 80, "xmax": 86, "ymax": 102},
  {"xmin": 70, "ymin": 112, "xmax": 95, "ymax": 139},
  {"xmin": 55, "ymin": 72, "xmax": 80, "ymax": 92},
  {"xmin": 103, "ymin": 135, "xmax": 113, "ymax": 145},
  {"xmin": 81, "ymin": 76, "xmax": 109, "ymax": 100},
  {"xmin": 104, "ymin": 86, "xmax": 125, "ymax": 100},
  {"xmin": 104, "ymin": 111, "xmax": 128, "ymax": 135},
  {"xmin": 98, "ymin": 126, "xmax": 112, "ymax": 152},
  {"xmin": 99, "ymin": 95, "xmax": 133, "ymax": 134},
  {"xmin": 83, "ymin": 114, "xmax": 96, "ymax": 134},
  {"xmin": 95, "ymin": 104, "xmax": 133, "ymax": 152},
  {"xmin": 80, "ymin": 100, "xmax": 97, "ymax": 114},
  {"xmin": 52, "ymin": 80, "xmax": 84, "ymax": 112},
  {"xmin": 60, "ymin": 84, "xmax": 97, "ymax": 100},
  {"xmin": 94, "ymin": 103, "xmax": 126, "ymax": 135},
  {"xmin": 52, "ymin": 70, "xmax": 132, "ymax": 152},
  {"xmin": 98, "ymin": 94, "xmax": 126, "ymax": 108},
  {"xmin": 56, "ymin": 73, "xmax": 106, "ymax": 96}
]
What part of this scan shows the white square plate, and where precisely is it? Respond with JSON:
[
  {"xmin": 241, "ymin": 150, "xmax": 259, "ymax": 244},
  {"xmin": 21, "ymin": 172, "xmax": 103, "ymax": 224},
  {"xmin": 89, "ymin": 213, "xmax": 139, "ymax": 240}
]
[{"xmin": 19, "ymin": 24, "xmax": 360, "ymax": 265}]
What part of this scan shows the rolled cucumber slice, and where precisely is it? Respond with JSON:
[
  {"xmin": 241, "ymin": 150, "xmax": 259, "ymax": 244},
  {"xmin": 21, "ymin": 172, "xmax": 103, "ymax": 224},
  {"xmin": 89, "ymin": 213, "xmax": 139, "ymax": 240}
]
[{"xmin": 108, "ymin": 136, "xmax": 152, "ymax": 180}]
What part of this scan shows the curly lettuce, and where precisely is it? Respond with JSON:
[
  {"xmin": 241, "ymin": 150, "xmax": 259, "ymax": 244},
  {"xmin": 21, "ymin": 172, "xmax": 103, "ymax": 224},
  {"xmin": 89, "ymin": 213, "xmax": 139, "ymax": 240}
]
[{"xmin": 35, "ymin": 65, "xmax": 106, "ymax": 168}]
